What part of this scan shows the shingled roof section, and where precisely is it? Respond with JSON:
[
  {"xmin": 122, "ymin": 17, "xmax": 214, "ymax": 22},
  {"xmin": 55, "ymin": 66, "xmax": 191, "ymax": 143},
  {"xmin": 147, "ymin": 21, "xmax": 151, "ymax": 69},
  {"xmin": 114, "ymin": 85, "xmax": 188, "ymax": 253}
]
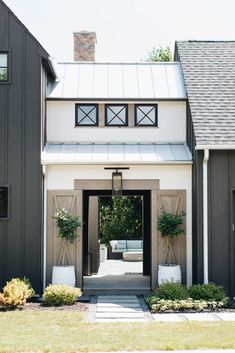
[{"xmin": 175, "ymin": 41, "xmax": 235, "ymax": 146}]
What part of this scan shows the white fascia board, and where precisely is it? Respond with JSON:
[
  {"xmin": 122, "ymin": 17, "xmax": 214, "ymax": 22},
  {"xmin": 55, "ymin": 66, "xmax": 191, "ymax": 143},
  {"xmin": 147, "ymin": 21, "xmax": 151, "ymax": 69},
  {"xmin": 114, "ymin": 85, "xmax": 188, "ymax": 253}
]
[{"xmin": 196, "ymin": 144, "xmax": 235, "ymax": 150}]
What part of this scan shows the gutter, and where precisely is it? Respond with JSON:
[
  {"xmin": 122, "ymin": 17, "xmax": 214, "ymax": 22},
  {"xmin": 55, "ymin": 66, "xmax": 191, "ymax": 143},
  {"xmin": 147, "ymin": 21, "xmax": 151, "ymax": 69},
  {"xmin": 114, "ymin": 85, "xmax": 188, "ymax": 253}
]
[
  {"xmin": 42, "ymin": 165, "xmax": 47, "ymax": 290},
  {"xmin": 203, "ymin": 149, "xmax": 209, "ymax": 284},
  {"xmin": 196, "ymin": 144, "xmax": 235, "ymax": 150}
]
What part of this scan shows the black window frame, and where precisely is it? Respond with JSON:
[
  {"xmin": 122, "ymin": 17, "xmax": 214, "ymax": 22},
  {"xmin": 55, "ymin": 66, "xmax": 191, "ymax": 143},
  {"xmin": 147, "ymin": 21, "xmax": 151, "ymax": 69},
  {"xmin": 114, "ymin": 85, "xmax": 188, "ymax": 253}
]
[
  {"xmin": 0, "ymin": 50, "xmax": 10, "ymax": 84},
  {"xmin": 0, "ymin": 184, "xmax": 10, "ymax": 220},
  {"xmin": 134, "ymin": 104, "xmax": 158, "ymax": 127},
  {"xmin": 75, "ymin": 103, "xmax": 98, "ymax": 127},
  {"xmin": 105, "ymin": 104, "xmax": 128, "ymax": 127}
]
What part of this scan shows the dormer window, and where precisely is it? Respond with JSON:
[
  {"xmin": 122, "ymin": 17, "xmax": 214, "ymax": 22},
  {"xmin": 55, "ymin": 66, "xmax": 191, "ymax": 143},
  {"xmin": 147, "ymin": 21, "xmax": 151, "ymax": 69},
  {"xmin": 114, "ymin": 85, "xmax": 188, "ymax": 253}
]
[
  {"xmin": 135, "ymin": 104, "xmax": 158, "ymax": 126},
  {"xmin": 75, "ymin": 104, "xmax": 98, "ymax": 126},
  {"xmin": 105, "ymin": 104, "xmax": 128, "ymax": 126},
  {"xmin": 0, "ymin": 52, "xmax": 9, "ymax": 82}
]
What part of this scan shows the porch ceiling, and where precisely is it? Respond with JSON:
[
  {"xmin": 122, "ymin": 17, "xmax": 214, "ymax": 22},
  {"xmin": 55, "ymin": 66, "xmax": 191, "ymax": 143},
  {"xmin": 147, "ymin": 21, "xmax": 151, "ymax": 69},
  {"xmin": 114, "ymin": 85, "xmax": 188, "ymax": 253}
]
[{"xmin": 41, "ymin": 143, "xmax": 192, "ymax": 165}]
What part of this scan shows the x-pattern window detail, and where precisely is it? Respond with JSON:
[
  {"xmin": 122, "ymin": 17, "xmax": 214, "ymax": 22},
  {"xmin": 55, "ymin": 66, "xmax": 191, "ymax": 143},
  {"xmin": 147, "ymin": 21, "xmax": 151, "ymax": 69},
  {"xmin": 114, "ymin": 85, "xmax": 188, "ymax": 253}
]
[
  {"xmin": 105, "ymin": 105, "xmax": 128, "ymax": 126},
  {"xmin": 75, "ymin": 104, "xmax": 98, "ymax": 126},
  {"xmin": 135, "ymin": 104, "xmax": 158, "ymax": 126}
]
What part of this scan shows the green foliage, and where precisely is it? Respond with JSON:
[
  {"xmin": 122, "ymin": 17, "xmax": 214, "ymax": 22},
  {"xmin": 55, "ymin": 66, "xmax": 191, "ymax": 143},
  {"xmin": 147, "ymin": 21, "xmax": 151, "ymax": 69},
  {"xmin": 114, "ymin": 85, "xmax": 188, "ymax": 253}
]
[
  {"xmin": 54, "ymin": 208, "xmax": 81, "ymax": 244},
  {"xmin": 42, "ymin": 284, "xmax": 82, "ymax": 306},
  {"xmin": 148, "ymin": 283, "xmax": 188, "ymax": 302},
  {"xmin": 100, "ymin": 196, "xmax": 142, "ymax": 245},
  {"xmin": 157, "ymin": 209, "xmax": 185, "ymax": 238},
  {"xmin": 0, "ymin": 278, "xmax": 35, "ymax": 309},
  {"xmin": 146, "ymin": 46, "xmax": 173, "ymax": 62},
  {"xmin": 188, "ymin": 283, "xmax": 228, "ymax": 302},
  {"xmin": 0, "ymin": 70, "xmax": 7, "ymax": 81},
  {"xmin": 150, "ymin": 298, "xmax": 226, "ymax": 312},
  {"xmin": 146, "ymin": 282, "xmax": 228, "ymax": 312}
]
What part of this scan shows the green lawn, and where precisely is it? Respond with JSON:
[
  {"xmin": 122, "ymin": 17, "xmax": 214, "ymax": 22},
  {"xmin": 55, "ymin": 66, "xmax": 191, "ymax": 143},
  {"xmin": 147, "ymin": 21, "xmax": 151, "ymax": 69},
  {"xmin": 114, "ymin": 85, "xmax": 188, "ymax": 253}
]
[{"xmin": 0, "ymin": 311, "xmax": 235, "ymax": 353}]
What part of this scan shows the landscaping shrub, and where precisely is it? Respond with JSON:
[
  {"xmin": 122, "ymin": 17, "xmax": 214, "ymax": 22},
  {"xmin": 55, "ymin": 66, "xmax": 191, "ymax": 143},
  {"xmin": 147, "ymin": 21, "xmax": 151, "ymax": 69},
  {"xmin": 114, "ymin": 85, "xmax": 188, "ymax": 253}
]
[
  {"xmin": 148, "ymin": 283, "xmax": 188, "ymax": 305},
  {"xmin": 146, "ymin": 282, "xmax": 228, "ymax": 312},
  {"xmin": 150, "ymin": 298, "xmax": 226, "ymax": 312},
  {"xmin": 43, "ymin": 284, "xmax": 82, "ymax": 306},
  {"xmin": 188, "ymin": 283, "xmax": 228, "ymax": 302},
  {"xmin": 0, "ymin": 278, "xmax": 35, "ymax": 309}
]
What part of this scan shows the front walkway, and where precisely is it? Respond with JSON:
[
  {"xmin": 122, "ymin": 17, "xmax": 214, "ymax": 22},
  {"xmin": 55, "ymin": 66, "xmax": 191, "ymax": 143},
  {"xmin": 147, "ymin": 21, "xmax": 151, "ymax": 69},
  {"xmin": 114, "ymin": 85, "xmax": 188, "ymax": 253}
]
[{"xmin": 93, "ymin": 295, "xmax": 152, "ymax": 322}]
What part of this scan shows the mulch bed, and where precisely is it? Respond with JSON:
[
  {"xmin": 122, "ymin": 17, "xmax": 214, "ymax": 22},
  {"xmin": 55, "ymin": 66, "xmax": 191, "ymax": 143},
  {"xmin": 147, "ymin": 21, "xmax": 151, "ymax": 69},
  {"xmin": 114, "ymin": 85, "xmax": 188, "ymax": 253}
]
[{"xmin": 0, "ymin": 302, "xmax": 89, "ymax": 312}]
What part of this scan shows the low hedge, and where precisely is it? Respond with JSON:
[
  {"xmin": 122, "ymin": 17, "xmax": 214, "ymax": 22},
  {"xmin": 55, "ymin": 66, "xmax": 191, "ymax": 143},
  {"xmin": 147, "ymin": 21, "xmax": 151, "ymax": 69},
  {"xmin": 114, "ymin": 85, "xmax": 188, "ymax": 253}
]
[
  {"xmin": 42, "ymin": 284, "xmax": 82, "ymax": 306},
  {"xmin": 146, "ymin": 283, "xmax": 229, "ymax": 312}
]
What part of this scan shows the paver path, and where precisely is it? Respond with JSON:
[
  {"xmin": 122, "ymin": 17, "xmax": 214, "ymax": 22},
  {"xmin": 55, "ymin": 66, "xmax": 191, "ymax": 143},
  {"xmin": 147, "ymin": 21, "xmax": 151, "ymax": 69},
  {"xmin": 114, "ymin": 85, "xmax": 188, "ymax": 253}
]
[{"xmin": 95, "ymin": 295, "xmax": 151, "ymax": 322}]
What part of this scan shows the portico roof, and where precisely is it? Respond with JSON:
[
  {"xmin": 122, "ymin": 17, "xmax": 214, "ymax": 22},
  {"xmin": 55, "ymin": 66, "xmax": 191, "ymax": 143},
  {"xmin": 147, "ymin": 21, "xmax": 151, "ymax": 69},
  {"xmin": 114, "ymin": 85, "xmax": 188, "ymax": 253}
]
[{"xmin": 41, "ymin": 143, "xmax": 192, "ymax": 165}]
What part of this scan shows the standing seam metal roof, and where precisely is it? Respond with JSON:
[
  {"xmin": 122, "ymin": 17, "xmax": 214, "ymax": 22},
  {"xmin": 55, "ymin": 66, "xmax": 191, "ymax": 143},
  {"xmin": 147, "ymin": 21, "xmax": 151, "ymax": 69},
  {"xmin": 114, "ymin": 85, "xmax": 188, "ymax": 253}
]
[
  {"xmin": 48, "ymin": 62, "xmax": 186, "ymax": 100},
  {"xmin": 176, "ymin": 41, "xmax": 235, "ymax": 146}
]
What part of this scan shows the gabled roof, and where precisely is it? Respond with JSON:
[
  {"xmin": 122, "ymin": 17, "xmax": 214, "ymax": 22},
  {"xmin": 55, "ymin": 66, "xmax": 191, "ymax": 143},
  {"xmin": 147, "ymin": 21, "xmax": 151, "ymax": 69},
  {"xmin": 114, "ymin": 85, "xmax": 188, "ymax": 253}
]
[
  {"xmin": 47, "ymin": 62, "xmax": 186, "ymax": 100},
  {"xmin": 175, "ymin": 41, "xmax": 235, "ymax": 147},
  {"xmin": 0, "ymin": 0, "xmax": 56, "ymax": 79}
]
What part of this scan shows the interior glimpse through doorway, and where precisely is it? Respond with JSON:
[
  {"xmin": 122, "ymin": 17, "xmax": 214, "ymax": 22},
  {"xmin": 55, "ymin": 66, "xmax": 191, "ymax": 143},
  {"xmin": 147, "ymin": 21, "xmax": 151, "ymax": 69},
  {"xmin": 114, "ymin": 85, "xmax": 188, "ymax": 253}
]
[{"xmin": 83, "ymin": 190, "xmax": 151, "ymax": 294}]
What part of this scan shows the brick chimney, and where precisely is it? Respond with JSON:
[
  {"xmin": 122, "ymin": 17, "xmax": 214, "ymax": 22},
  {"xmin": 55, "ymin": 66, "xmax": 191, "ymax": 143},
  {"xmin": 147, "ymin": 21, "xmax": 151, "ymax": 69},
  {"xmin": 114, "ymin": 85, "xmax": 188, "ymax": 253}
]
[{"xmin": 73, "ymin": 31, "xmax": 97, "ymax": 61}]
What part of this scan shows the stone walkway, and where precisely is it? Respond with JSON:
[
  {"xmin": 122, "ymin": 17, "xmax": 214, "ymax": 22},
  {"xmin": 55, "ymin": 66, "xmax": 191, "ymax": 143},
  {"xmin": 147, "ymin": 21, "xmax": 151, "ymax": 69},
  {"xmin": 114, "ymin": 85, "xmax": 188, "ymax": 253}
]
[
  {"xmin": 91, "ymin": 295, "xmax": 235, "ymax": 323},
  {"xmin": 153, "ymin": 311, "xmax": 235, "ymax": 322},
  {"xmin": 95, "ymin": 295, "xmax": 151, "ymax": 322}
]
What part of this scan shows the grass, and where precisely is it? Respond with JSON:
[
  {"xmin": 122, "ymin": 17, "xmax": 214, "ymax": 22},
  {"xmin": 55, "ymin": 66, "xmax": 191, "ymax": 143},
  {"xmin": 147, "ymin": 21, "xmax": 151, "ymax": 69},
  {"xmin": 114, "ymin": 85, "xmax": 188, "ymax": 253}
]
[{"xmin": 0, "ymin": 311, "xmax": 235, "ymax": 352}]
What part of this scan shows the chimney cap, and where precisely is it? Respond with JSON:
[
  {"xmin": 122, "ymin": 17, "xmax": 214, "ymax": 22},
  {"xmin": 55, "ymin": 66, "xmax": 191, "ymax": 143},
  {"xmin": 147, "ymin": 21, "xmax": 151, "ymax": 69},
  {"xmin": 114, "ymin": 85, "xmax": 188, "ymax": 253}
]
[{"xmin": 73, "ymin": 31, "xmax": 97, "ymax": 43}]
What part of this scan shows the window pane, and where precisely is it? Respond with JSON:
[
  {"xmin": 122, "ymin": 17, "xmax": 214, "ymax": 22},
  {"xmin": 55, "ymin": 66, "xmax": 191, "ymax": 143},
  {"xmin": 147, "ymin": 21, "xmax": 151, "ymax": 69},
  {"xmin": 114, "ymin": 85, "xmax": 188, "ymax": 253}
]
[
  {"xmin": 136, "ymin": 105, "xmax": 157, "ymax": 126},
  {"xmin": 76, "ymin": 105, "xmax": 97, "ymax": 126},
  {"xmin": 0, "ymin": 186, "xmax": 8, "ymax": 219},
  {"xmin": 0, "ymin": 68, "xmax": 7, "ymax": 81},
  {"xmin": 106, "ymin": 105, "xmax": 127, "ymax": 126},
  {"xmin": 0, "ymin": 54, "xmax": 7, "ymax": 67}
]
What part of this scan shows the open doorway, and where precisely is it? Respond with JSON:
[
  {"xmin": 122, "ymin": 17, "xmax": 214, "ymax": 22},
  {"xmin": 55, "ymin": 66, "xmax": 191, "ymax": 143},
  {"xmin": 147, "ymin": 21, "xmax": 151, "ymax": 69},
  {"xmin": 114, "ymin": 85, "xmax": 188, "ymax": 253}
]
[{"xmin": 83, "ymin": 190, "xmax": 151, "ymax": 292}]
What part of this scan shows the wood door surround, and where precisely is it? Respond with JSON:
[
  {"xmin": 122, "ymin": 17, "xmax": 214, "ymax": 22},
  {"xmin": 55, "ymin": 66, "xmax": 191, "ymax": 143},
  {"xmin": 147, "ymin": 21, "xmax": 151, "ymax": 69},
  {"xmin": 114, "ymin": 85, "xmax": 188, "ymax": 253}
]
[{"xmin": 47, "ymin": 179, "xmax": 186, "ymax": 290}]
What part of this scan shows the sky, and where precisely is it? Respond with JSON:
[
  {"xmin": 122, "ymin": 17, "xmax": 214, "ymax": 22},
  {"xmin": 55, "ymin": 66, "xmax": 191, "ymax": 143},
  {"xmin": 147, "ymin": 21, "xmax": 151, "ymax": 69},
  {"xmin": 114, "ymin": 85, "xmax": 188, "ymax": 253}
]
[{"xmin": 3, "ymin": 0, "xmax": 235, "ymax": 62}]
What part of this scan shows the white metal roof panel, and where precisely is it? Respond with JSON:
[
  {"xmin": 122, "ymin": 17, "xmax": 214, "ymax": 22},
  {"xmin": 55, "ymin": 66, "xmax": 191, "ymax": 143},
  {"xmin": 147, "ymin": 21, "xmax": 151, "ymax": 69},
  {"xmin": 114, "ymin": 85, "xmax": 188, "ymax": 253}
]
[
  {"xmin": 42, "ymin": 143, "xmax": 192, "ymax": 165},
  {"xmin": 48, "ymin": 62, "xmax": 186, "ymax": 100}
]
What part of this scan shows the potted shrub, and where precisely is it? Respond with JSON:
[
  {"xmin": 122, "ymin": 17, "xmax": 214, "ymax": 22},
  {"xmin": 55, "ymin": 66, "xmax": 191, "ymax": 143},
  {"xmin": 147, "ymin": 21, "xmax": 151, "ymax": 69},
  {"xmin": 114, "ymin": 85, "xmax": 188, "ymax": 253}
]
[
  {"xmin": 157, "ymin": 209, "xmax": 185, "ymax": 285},
  {"xmin": 52, "ymin": 208, "xmax": 81, "ymax": 287}
]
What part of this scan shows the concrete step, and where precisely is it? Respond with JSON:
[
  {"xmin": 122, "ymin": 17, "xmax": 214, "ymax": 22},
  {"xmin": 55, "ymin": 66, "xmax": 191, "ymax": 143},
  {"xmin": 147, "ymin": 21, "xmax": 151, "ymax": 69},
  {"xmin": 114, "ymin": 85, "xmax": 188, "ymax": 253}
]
[
  {"xmin": 97, "ymin": 298, "xmax": 139, "ymax": 303},
  {"xmin": 96, "ymin": 307, "xmax": 143, "ymax": 313},
  {"xmin": 96, "ymin": 318, "xmax": 147, "ymax": 322},
  {"xmin": 83, "ymin": 289, "xmax": 150, "ymax": 296},
  {"xmin": 96, "ymin": 312, "xmax": 146, "ymax": 318},
  {"xmin": 97, "ymin": 303, "xmax": 141, "ymax": 308}
]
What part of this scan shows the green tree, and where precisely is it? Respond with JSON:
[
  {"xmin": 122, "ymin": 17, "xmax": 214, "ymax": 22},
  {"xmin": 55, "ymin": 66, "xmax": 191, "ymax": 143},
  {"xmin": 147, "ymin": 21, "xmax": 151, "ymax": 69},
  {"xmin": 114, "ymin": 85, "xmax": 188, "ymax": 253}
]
[
  {"xmin": 146, "ymin": 46, "xmax": 173, "ymax": 62},
  {"xmin": 100, "ymin": 196, "xmax": 142, "ymax": 244}
]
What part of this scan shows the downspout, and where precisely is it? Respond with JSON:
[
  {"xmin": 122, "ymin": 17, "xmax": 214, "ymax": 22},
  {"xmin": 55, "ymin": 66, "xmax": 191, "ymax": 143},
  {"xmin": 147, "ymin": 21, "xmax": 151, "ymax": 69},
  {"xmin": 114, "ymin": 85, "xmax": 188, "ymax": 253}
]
[
  {"xmin": 203, "ymin": 149, "xmax": 209, "ymax": 284},
  {"xmin": 42, "ymin": 165, "xmax": 47, "ymax": 291}
]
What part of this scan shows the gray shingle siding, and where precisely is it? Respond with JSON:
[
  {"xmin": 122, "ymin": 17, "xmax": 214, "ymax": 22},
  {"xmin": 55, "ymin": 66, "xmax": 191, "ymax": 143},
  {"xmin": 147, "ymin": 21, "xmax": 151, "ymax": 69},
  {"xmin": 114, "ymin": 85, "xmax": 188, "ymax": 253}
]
[{"xmin": 175, "ymin": 41, "xmax": 235, "ymax": 146}]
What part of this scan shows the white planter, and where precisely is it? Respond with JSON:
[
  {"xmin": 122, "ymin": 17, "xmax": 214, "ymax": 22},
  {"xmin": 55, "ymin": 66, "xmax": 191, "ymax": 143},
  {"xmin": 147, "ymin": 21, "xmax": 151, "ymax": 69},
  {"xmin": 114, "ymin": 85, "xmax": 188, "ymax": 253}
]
[
  {"xmin": 52, "ymin": 265, "xmax": 76, "ymax": 287},
  {"xmin": 100, "ymin": 244, "xmax": 107, "ymax": 262},
  {"xmin": 158, "ymin": 264, "xmax": 182, "ymax": 286}
]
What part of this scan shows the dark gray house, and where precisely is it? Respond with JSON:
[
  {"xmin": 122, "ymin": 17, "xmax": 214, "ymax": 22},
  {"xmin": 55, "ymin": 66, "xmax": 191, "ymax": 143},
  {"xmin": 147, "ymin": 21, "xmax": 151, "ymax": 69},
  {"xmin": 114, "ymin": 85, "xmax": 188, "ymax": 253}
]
[
  {"xmin": 175, "ymin": 41, "xmax": 235, "ymax": 299},
  {"xmin": 0, "ymin": 0, "xmax": 56, "ymax": 293}
]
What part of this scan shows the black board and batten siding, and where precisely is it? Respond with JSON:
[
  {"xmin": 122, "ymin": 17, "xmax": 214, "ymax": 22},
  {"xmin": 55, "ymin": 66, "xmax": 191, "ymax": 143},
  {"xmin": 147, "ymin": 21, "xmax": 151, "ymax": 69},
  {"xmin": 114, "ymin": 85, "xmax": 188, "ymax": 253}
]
[
  {"xmin": 186, "ymin": 102, "xmax": 235, "ymax": 298},
  {"xmin": 0, "ymin": 0, "xmax": 52, "ymax": 293}
]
